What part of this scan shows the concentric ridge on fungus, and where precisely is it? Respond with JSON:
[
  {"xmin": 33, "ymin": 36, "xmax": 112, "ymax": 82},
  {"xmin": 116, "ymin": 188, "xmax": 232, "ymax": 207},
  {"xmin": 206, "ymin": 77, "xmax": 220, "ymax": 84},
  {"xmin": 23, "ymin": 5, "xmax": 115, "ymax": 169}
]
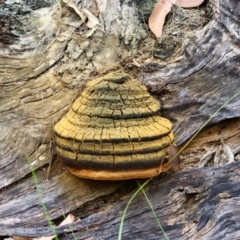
[{"xmin": 54, "ymin": 71, "xmax": 174, "ymax": 180}]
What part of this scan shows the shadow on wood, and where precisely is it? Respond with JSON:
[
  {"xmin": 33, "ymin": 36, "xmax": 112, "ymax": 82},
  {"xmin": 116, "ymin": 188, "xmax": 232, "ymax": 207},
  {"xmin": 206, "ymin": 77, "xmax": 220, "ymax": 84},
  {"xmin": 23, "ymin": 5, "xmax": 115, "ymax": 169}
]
[{"xmin": 0, "ymin": 0, "xmax": 240, "ymax": 239}]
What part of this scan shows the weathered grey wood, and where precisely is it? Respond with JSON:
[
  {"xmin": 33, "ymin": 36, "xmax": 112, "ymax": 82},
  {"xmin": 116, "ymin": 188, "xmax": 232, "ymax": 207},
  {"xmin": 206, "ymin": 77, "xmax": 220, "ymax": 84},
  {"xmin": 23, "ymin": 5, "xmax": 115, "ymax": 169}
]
[
  {"xmin": 0, "ymin": 170, "xmax": 123, "ymax": 228},
  {"xmin": 1, "ymin": 0, "xmax": 240, "ymax": 239},
  {"xmin": 1, "ymin": 161, "xmax": 240, "ymax": 239},
  {"xmin": 140, "ymin": 0, "xmax": 240, "ymax": 144}
]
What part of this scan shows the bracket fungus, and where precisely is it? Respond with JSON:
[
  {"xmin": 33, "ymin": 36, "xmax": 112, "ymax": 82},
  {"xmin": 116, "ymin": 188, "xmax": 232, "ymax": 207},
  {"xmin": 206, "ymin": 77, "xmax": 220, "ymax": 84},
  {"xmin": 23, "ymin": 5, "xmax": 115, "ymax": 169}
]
[{"xmin": 54, "ymin": 71, "xmax": 174, "ymax": 180}]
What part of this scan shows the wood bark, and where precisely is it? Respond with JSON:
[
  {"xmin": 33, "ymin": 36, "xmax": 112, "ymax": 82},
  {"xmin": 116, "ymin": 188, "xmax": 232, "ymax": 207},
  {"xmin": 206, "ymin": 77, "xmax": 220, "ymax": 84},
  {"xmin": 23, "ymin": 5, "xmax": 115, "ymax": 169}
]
[{"xmin": 0, "ymin": 0, "xmax": 240, "ymax": 239}]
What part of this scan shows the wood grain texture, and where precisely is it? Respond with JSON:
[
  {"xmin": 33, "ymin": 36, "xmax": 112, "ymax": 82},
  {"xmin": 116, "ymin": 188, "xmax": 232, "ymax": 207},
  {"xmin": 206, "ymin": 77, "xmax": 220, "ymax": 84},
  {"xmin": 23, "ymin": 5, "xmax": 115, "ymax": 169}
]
[
  {"xmin": 0, "ymin": 171, "xmax": 123, "ymax": 229},
  {"xmin": 140, "ymin": 0, "xmax": 240, "ymax": 144},
  {"xmin": 1, "ymin": 161, "xmax": 240, "ymax": 239},
  {"xmin": 0, "ymin": 0, "xmax": 240, "ymax": 239}
]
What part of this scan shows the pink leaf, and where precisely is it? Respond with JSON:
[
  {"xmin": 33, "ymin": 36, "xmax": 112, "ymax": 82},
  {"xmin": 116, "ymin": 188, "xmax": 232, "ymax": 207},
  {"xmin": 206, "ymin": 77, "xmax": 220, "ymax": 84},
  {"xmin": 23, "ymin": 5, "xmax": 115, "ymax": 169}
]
[
  {"xmin": 176, "ymin": 0, "xmax": 205, "ymax": 8},
  {"xmin": 149, "ymin": 0, "xmax": 176, "ymax": 38}
]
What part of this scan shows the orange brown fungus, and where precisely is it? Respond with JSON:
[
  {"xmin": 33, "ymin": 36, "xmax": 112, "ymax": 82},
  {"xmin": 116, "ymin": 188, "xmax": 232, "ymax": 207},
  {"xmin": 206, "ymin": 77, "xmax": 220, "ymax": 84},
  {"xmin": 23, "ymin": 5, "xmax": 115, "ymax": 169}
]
[{"xmin": 54, "ymin": 71, "xmax": 174, "ymax": 180}]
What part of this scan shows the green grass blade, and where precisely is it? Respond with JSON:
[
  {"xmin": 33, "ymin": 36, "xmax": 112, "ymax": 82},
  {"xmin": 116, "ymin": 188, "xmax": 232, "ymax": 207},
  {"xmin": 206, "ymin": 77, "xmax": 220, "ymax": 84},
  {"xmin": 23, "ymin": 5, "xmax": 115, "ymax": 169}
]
[
  {"xmin": 118, "ymin": 90, "xmax": 240, "ymax": 239},
  {"xmin": 61, "ymin": 213, "xmax": 78, "ymax": 240},
  {"xmin": 167, "ymin": 90, "xmax": 240, "ymax": 164},
  {"xmin": 25, "ymin": 154, "xmax": 59, "ymax": 240},
  {"xmin": 118, "ymin": 179, "xmax": 151, "ymax": 240},
  {"xmin": 136, "ymin": 181, "xmax": 169, "ymax": 240}
]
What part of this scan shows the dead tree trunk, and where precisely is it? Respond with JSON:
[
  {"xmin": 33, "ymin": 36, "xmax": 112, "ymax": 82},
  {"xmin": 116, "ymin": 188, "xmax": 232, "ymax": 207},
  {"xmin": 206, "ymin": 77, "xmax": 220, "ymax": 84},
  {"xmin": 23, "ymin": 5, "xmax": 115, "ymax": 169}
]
[{"xmin": 1, "ymin": 0, "xmax": 240, "ymax": 239}]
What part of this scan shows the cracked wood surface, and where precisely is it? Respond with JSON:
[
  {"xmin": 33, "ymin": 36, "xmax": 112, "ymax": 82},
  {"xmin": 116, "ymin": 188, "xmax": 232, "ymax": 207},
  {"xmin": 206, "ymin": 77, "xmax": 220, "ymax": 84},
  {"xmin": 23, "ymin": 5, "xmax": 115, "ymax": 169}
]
[
  {"xmin": 1, "ymin": 161, "xmax": 240, "ymax": 239},
  {"xmin": 0, "ymin": 0, "xmax": 240, "ymax": 239}
]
